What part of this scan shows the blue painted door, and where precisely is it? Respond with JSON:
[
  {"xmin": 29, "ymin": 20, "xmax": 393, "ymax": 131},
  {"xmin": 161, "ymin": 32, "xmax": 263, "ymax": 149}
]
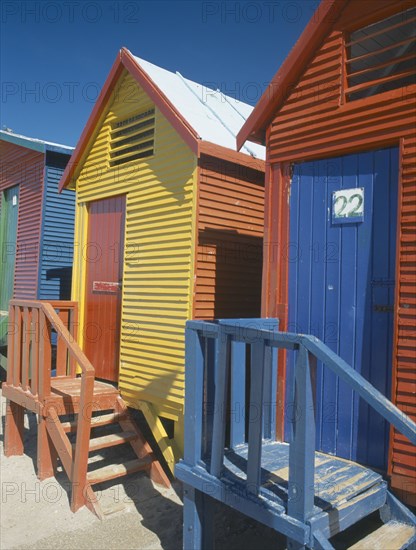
[{"xmin": 287, "ymin": 147, "xmax": 398, "ymax": 471}]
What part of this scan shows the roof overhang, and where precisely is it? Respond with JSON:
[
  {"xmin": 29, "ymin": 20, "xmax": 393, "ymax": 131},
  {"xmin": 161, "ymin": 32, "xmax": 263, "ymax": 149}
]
[
  {"xmin": 236, "ymin": 0, "xmax": 348, "ymax": 150},
  {"xmin": 59, "ymin": 47, "xmax": 201, "ymax": 191},
  {"xmin": 0, "ymin": 130, "xmax": 73, "ymax": 156}
]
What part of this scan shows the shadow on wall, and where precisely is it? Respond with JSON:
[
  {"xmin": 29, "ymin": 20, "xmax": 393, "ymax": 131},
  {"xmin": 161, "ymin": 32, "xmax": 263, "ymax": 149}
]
[
  {"xmin": 46, "ymin": 267, "xmax": 73, "ymax": 300},
  {"xmin": 197, "ymin": 228, "xmax": 263, "ymax": 320}
]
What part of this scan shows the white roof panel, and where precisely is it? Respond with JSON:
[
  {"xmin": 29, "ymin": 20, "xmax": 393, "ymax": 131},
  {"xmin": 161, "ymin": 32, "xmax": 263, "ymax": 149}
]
[
  {"xmin": 0, "ymin": 130, "xmax": 74, "ymax": 153},
  {"xmin": 132, "ymin": 55, "xmax": 265, "ymax": 160}
]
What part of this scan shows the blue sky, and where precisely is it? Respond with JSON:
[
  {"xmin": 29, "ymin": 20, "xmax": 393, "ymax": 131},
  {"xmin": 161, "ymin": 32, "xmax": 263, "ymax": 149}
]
[{"xmin": 1, "ymin": 0, "xmax": 316, "ymax": 147}]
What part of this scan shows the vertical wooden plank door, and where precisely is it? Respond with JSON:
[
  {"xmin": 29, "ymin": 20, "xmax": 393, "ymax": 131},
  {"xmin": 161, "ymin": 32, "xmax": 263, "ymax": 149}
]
[
  {"xmin": 287, "ymin": 147, "xmax": 398, "ymax": 471},
  {"xmin": 0, "ymin": 186, "xmax": 19, "ymax": 346},
  {"xmin": 84, "ymin": 196, "xmax": 125, "ymax": 382}
]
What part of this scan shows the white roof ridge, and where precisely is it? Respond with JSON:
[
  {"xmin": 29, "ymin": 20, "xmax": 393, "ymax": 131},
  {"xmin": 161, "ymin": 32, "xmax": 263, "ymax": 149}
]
[
  {"xmin": 0, "ymin": 129, "xmax": 74, "ymax": 151},
  {"xmin": 175, "ymin": 70, "xmax": 238, "ymax": 145},
  {"xmin": 217, "ymin": 93, "xmax": 258, "ymax": 157},
  {"xmin": 132, "ymin": 54, "xmax": 265, "ymax": 160}
]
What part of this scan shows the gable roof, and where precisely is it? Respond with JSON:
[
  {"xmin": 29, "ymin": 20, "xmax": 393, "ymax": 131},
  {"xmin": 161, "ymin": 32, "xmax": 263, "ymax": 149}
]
[
  {"xmin": 60, "ymin": 48, "xmax": 265, "ymax": 191},
  {"xmin": 237, "ymin": 0, "xmax": 348, "ymax": 150},
  {"xmin": 0, "ymin": 130, "xmax": 74, "ymax": 155}
]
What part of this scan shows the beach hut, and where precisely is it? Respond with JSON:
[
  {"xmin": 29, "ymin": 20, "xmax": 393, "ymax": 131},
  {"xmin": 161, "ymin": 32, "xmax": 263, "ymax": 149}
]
[
  {"xmin": 237, "ymin": 0, "xmax": 416, "ymax": 505},
  {"xmin": 56, "ymin": 48, "xmax": 265, "ymax": 470},
  {"xmin": 0, "ymin": 131, "xmax": 75, "ymax": 368}
]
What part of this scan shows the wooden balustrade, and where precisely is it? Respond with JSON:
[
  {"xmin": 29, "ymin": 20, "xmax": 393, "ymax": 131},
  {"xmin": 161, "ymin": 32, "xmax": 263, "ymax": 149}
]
[{"xmin": 180, "ymin": 319, "xmax": 416, "ymax": 539}]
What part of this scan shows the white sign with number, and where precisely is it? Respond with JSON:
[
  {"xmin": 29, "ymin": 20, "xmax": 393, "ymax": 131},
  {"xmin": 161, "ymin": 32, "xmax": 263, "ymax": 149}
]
[{"xmin": 332, "ymin": 188, "xmax": 364, "ymax": 223}]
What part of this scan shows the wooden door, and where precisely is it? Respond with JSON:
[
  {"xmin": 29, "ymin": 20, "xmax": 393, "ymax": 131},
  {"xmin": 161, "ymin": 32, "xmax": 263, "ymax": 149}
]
[
  {"xmin": 84, "ymin": 196, "xmax": 125, "ymax": 382},
  {"xmin": 287, "ymin": 147, "xmax": 398, "ymax": 471}
]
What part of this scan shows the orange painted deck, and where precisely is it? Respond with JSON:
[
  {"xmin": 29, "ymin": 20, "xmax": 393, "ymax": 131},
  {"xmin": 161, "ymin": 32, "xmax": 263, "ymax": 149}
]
[{"xmin": 3, "ymin": 299, "xmax": 170, "ymax": 518}]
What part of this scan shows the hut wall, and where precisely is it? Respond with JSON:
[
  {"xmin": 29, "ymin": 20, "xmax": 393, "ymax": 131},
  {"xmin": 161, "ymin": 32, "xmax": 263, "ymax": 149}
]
[
  {"xmin": 72, "ymin": 70, "xmax": 197, "ymax": 438},
  {"xmin": 0, "ymin": 140, "xmax": 44, "ymax": 299},
  {"xmin": 194, "ymin": 154, "xmax": 264, "ymax": 320},
  {"xmin": 263, "ymin": 0, "xmax": 415, "ymax": 499},
  {"xmin": 38, "ymin": 151, "xmax": 75, "ymax": 300}
]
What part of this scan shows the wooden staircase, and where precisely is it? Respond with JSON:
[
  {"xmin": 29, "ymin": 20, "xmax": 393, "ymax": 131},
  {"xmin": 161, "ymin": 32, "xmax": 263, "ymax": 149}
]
[
  {"xmin": 176, "ymin": 320, "xmax": 416, "ymax": 550},
  {"xmin": 3, "ymin": 300, "xmax": 170, "ymax": 518}
]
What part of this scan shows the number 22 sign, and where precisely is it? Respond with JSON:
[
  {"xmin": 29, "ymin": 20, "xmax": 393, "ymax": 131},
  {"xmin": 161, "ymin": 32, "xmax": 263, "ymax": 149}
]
[{"xmin": 332, "ymin": 188, "xmax": 364, "ymax": 224}]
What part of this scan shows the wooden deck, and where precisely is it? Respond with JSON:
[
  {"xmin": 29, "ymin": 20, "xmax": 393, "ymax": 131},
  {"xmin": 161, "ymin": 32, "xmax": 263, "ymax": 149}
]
[
  {"xmin": 176, "ymin": 320, "xmax": 416, "ymax": 549},
  {"xmin": 223, "ymin": 442, "xmax": 382, "ymax": 513},
  {"xmin": 3, "ymin": 300, "xmax": 170, "ymax": 517}
]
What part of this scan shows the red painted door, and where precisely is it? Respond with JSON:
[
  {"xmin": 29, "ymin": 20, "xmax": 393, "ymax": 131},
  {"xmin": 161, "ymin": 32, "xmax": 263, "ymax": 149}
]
[{"xmin": 84, "ymin": 196, "xmax": 125, "ymax": 382}]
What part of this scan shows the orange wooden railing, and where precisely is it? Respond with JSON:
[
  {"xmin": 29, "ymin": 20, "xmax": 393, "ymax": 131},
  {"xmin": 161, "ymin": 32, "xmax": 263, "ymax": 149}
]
[{"xmin": 7, "ymin": 299, "xmax": 95, "ymax": 511}]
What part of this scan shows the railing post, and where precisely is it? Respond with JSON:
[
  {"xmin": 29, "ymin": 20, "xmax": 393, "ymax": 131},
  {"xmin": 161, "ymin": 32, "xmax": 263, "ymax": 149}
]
[
  {"xmin": 246, "ymin": 340, "xmax": 266, "ymax": 495},
  {"xmin": 288, "ymin": 345, "xmax": 316, "ymax": 526},
  {"xmin": 38, "ymin": 309, "xmax": 51, "ymax": 400},
  {"xmin": 56, "ymin": 308, "xmax": 69, "ymax": 376},
  {"xmin": 210, "ymin": 331, "xmax": 230, "ymax": 477},
  {"xmin": 184, "ymin": 326, "xmax": 205, "ymax": 466},
  {"xmin": 182, "ymin": 324, "xmax": 214, "ymax": 550},
  {"xmin": 69, "ymin": 303, "xmax": 78, "ymax": 377},
  {"xmin": 31, "ymin": 308, "xmax": 39, "ymax": 395},
  {"xmin": 13, "ymin": 306, "xmax": 22, "ymax": 387},
  {"xmin": 71, "ymin": 372, "xmax": 94, "ymax": 512},
  {"xmin": 7, "ymin": 304, "xmax": 15, "ymax": 386},
  {"xmin": 230, "ymin": 339, "xmax": 246, "ymax": 448}
]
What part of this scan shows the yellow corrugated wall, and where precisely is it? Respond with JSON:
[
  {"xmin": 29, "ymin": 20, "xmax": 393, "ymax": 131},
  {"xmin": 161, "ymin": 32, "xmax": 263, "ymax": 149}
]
[{"xmin": 72, "ymin": 70, "xmax": 197, "ymax": 452}]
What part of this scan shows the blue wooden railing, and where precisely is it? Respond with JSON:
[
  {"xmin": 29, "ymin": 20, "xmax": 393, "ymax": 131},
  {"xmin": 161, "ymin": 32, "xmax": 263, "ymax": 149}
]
[{"xmin": 182, "ymin": 319, "xmax": 416, "ymax": 528}]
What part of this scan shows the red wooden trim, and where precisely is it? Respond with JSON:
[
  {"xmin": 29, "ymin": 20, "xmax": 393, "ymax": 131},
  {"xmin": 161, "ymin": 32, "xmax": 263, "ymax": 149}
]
[
  {"xmin": 191, "ymin": 160, "xmax": 201, "ymax": 319},
  {"xmin": 121, "ymin": 48, "xmax": 199, "ymax": 156},
  {"xmin": 345, "ymin": 14, "xmax": 416, "ymax": 46},
  {"xmin": 346, "ymin": 69, "xmax": 416, "ymax": 95},
  {"xmin": 275, "ymin": 162, "xmax": 291, "ymax": 441},
  {"xmin": 346, "ymin": 37, "xmax": 415, "ymax": 66},
  {"xmin": 199, "ymin": 141, "xmax": 265, "ymax": 172},
  {"xmin": 237, "ymin": 0, "xmax": 348, "ymax": 149},
  {"xmin": 388, "ymin": 137, "xmax": 405, "ymax": 478},
  {"xmin": 261, "ymin": 129, "xmax": 272, "ymax": 318}
]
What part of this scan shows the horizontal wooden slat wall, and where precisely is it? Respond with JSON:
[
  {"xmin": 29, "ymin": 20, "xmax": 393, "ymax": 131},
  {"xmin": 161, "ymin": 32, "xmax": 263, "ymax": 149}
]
[
  {"xmin": 74, "ymin": 70, "xmax": 197, "ymax": 437},
  {"xmin": 390, "ymin": 136, "xmax": 416, "ymax": 503},
  {"xmin": 0, "ymin": 141, "xmax": 44, "ymax": 299},
  {"xmin": 194, "ymin": 155, "xmax": 264, "ymax": 320},
  {"xmin": 265, "ymin": 0, "xmax": 415, "ymax": 500}
]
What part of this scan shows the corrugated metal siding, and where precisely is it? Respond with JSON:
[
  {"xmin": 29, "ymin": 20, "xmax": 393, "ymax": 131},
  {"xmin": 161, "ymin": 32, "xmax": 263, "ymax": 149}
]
[
  {"xmin": 269, "ymin": 4, "xmax": 415, "ymax": 163},
  {"xmin": 264, "ymin": 1, "xmax": 416, "ymax": 496},
  {"xmin": 74, "ymin": 70, "xmax": 197, "ymax": 427},
  {"xmin": 391, "ymin": 136, "xmax": 416, "ymax": 487},
  {"xmin": 0, "ymin": 140, "xmax": 44, "ymax": 299},
  {"xmin": 195, "ymin": 155, "xmax": 264, "ymax": 319},
  {"xmin": 38, "ymin": 152, "xmax": 75, "ymax": 300}
]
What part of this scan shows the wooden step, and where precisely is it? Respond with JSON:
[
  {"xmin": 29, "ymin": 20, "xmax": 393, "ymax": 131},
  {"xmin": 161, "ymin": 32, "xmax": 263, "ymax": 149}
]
[
  {"xmin": 87, "ymin": 431, "xmax": 137, "ymax": 452},
  {"xmin": 348, "ymin": 521, "xmax": 416, "ymax": 550},
  {"xmin": 61, "ymin": 413, "xmax": 124, "ymax": 433},
  {"xmin": 86, "ymin": 458, "xmax": 152, "ymax": 485}
]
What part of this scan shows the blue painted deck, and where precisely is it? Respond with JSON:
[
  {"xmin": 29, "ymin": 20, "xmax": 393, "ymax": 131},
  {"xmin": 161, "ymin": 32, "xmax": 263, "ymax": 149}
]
[{"xmin": 176, "ymin": 320, "xmax": 416, "ymax": 549}]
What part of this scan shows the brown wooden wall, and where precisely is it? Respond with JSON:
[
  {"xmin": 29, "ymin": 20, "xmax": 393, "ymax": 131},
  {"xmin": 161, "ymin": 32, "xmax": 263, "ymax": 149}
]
[
  {"xmin": 263, "ymin": 0, "xmax": 415, "ymax": 501},
  {"xmin": 194, "ymin": 154, "xmax": 264, "ymax": 320},
  {"xmin": 0, "ymin": 141, "xmax": 44, "ymax": 299}
]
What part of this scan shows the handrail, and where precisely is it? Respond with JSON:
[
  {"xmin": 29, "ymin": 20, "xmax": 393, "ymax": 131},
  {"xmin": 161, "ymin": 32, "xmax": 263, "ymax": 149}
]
[
  {"xmin": 300, "ymin": 334, "xmax": 416, "ymax": 445},
  {"xmin": 183, "ymin": 320, "xmax": 416, "ymax": 527},
  {"xmin": 8, "ymin": 299, "xmax": 95, "ymax": 512},
  {"xmin": 41, "ymin": 303, "xmax": 94, "ymax": 376}
]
